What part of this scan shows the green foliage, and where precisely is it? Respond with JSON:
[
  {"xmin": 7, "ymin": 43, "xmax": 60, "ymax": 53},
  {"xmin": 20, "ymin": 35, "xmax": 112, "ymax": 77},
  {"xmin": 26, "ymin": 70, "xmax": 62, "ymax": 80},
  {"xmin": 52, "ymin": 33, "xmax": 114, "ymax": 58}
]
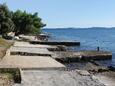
[
  {"xmin": 0, "ymin": 3, "xmax": 46, "ymax": 36},
  {"xmin": 12, "ymin": 10, "xmax": 46, "ymax": 35},
  {"xmin": 0, "ymin": 3, "xmax": 15, "ymax": 36}
]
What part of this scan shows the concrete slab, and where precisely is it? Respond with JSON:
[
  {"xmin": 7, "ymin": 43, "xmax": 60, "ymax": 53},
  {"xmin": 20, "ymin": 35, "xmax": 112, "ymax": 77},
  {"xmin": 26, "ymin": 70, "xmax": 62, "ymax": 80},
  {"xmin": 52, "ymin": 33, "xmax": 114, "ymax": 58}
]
[
  {"xmin": 10, "ymin": 47, "xmax": 53, "ymax": 56},
  {"xmin": 14, "ymin": 70, "xmax": 104, "ymax": 86},
  {"xmin": 53, "ymin": 51, "xmax": 112, "ymax": 63},
  {"xmin": 30, "ymin": 41, "xmax": 80, "ymax": 46},
  {"xmin": 19, "ymin": 35, "xmax": 35, "ymax": 41},
  {"xmin": 14, "ymin": 42, "xmax": 57, "ymax": 49},
  {"xmin": 0, "ymin": 56, "xmax": 65, "ymax": 70}
]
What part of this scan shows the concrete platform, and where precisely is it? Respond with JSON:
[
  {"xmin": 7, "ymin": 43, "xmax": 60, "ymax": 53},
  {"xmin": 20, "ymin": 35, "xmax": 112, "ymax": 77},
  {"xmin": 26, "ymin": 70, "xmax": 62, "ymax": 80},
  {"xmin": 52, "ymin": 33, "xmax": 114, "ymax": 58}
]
[
  {"xmin": 14, "ymin": 41, "xmax": 57, "ymax": 49},
  {"xmin": 19, "ymin": 35, "xmax": 35, "ymax": 41},
  {"xmin": 52, "ymin": 51, "xmax": 112, "ymax": 63},
  {"xmin": 15, "ymin": 70, "xmax": 104, "ymax": 86},
  {"xmin": 10, "ymin": 47, "xmax": 53, "ymax": 56},
  {"xmin": 0, "ymin": 56, "xmax": 65, "ymax": 70},
  {"xmin": 30, "ymin": 41, "xmax": 80, "ymax": 46}
]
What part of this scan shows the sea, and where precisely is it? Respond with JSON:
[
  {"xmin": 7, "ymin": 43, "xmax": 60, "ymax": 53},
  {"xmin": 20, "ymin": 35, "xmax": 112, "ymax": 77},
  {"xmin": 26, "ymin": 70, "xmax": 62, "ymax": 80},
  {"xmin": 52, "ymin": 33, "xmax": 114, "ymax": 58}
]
[{"xmin": 42, "ymin": 28, "xmax": 115, "ymax": 67}]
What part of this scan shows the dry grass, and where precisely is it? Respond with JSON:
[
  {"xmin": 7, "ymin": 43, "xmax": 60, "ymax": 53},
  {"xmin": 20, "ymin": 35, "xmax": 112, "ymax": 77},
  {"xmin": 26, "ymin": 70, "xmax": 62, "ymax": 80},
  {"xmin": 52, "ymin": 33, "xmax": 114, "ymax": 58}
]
[
  {"xmin": 0, "ymin": 38, "xmax": 13, "ymax": 48},
  {"xmin": 0, "ymin": 37, "xmax": 14, "ymax": 59},
  {"xmin": 0, "ymin": 48, "xmax": 6, "ymax": 59},
  {"xmin": 0, "ymin": 73, "xmax": 14, "ymax": 86}
]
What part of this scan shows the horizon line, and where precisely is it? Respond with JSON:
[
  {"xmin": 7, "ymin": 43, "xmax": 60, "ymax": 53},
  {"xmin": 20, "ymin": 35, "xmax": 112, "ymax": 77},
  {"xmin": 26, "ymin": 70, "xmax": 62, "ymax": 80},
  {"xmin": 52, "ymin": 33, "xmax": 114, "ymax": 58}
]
[{"xmin": 43, "ymin": 27, "xmax": 115, "ymax": 29}]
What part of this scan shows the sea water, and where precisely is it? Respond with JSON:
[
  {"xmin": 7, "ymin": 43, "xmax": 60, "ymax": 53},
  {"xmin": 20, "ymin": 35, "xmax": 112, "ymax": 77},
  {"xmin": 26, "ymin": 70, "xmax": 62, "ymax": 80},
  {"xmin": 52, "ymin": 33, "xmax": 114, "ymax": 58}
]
[{"xmin": 42, "ymin": 28, "xmax": 115, "ymax": 67}]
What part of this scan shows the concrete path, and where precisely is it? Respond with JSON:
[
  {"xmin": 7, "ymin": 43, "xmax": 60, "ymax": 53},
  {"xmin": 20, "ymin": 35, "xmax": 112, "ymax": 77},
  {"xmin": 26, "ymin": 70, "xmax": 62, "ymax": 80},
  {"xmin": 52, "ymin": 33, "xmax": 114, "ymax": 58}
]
[
  {"xmin": 14, "ymin": 70, "xmax": 104, "ymax": 86},
  {"xmin": 0, "ymin": 56, "xmax": 65, "ymax": 69}
]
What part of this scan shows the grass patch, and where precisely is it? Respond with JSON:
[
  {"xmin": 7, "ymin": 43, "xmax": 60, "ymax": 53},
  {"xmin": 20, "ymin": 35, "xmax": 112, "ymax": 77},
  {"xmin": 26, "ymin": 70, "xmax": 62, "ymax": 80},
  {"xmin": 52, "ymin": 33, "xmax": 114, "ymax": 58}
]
[{"xmin": 0, "ymin": 68, "xmax": 21, "ymax": 83}]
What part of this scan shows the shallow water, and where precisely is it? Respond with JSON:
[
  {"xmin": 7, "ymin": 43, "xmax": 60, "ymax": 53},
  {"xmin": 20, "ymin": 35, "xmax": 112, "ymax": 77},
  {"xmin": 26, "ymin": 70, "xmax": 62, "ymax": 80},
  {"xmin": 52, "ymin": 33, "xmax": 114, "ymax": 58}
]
[{"xmin": 42, "ymin": 28, "xmax": 115, "ymax": 66}]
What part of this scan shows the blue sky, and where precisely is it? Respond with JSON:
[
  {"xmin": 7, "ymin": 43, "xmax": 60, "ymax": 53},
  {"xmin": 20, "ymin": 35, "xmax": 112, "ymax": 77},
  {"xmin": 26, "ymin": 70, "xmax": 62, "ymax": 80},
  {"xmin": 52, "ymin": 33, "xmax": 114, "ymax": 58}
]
[{"xmin": 0, "ymin": 0, "xmax": 115, "ymax": 28}]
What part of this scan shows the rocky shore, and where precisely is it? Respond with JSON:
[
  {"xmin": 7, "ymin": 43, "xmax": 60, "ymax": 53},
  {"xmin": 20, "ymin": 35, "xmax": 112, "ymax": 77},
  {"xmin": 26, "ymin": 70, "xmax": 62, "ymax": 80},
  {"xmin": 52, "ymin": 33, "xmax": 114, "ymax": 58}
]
[{"xmin": 65, "ymin": 61, "xmax": 115, "ymax": 86}]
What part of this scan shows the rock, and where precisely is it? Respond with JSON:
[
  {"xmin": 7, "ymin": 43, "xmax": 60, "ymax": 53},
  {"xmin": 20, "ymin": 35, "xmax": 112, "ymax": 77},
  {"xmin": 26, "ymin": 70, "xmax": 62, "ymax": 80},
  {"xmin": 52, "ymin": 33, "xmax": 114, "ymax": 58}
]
[
  {"xmin": 56, "ymin": 45, "xmax": 67, "ymax": 51},
  {"xmin": 76, "ymin": 70, "xmax": 90, "ymax": 76},
  {"xmin": 108, "ymin": 66, "xmax": 115, "ymax": 71}
]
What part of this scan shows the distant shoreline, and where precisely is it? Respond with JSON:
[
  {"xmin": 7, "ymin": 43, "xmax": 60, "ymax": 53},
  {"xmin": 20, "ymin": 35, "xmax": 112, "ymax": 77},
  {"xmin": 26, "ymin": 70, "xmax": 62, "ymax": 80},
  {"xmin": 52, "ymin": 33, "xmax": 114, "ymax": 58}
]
[{"xmin": 43, "ymin": 27, "xmax": 115, "ymax": 29}]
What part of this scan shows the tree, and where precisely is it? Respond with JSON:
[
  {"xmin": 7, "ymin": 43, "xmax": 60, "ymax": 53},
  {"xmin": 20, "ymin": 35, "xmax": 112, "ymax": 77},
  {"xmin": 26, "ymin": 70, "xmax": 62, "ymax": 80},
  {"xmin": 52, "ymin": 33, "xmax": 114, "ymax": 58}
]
[
  {"xmin": 0, "ymin": 3, "xmax": 14, "ymax": 36},
  {"xmin": 0, "ymin": 3, "xmax": 46, "ymax": 36},
  {"xmin": 12, "ymin": 10, "xmax": 46, "ymax": 35}
]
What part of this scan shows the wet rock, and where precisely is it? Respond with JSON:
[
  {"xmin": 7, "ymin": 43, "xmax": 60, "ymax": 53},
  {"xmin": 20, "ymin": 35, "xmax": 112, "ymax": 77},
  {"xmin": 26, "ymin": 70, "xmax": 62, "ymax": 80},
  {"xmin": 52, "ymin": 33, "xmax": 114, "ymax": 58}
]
[{"xmin": 108, "ymin": 66, "xmax": 115, "ymax": 71}]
